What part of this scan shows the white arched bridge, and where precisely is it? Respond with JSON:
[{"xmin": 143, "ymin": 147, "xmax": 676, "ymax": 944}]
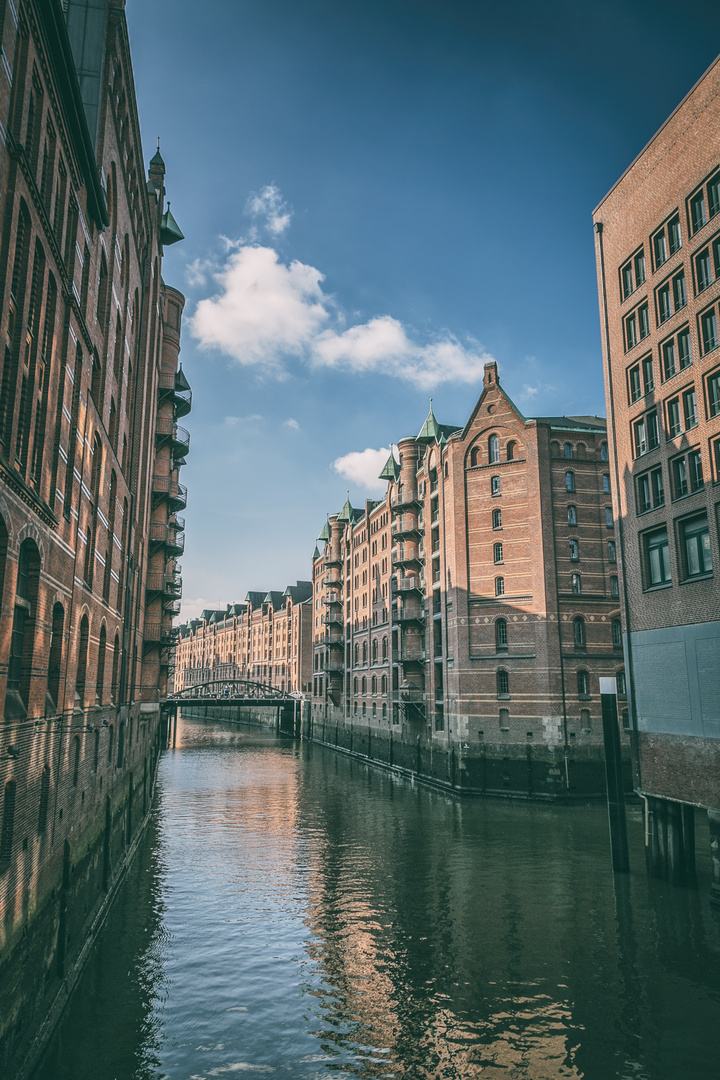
[{"xmin": 162, "ymin": 678, "xmax": 303, "ymax": 741}]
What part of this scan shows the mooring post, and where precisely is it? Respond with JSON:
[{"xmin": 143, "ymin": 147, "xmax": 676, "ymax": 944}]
[{"xmin": 600, "ymin": 677, "xmax": 629, "ymax": 873}]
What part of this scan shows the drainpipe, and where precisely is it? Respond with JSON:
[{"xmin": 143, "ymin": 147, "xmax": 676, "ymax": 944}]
[
  {"xmin": 546, "ymin": 439, "xmax": 571, "ymax": 789},
  {"xmin": 595, "ymin": 221, "xmax": 641, "ymax": 792}
]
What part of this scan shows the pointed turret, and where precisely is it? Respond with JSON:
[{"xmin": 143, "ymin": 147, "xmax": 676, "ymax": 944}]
[
  {"xmin": 379, "ymin": 449, "xmax": 400, "ymax": 482},
  {"xmin": 149, "ymin": 139, "xmax": 165, "ymax": 190},
  {"xmin": 161, "ymin": 202, "xmax": 184, "ymax": 246},
  {"xmin": 317, "ymin": 518, "xmax": 331, "ymax": 542},
  {"xmin": 336, "ymin": 493, "xmax": 354, "ymax": 523},
  {"xmin": 313, "ymin": 545, "xmax": 321, "ymax": 560},
  {"xmin": 416, "ymin": 399, "xmax": 441, "ymax": 442}
]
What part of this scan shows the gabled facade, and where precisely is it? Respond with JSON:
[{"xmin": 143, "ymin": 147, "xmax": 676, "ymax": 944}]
[{"xmin": 311, "ymin": 363, "xmax": 627, "ymax": 797}]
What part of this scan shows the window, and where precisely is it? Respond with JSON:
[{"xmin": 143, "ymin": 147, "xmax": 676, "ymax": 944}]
[
  {"xmin": 707, "ymin": 368, "xmax": 720, "ymax": 417},
  {"xmin": 567, "ymin": 505, "xmax": 577, "ymax": 526},
  {"xmin": 667, "ymin": 396, "xmax": 682, "ymax": 437},
  {"xmin": 617, "ymin": 671, "xmax": 627, "ymax": 698},
  {"xmin": 662, "ymin": 338, "xmax": 677, "ymax": 381},
  {"xmin": 671, "ymin": 454, "xmax": 688, "ymax": 498},
  {"xmin": 620, "ymin": 251, "xmax": 645, "ymax": 299},
  {"xmin": 564, "ymin": 442, "xmax": 573, "ymax": 459},
  {"xmin": 610, "ymin": 575, "xmax": 619, "ymax": 597},
  {"xmin": 690, "ymin": 190, "xmax": 707, "ymax": 234},
  {"xmin": 681, "ymin": 513, "xmax": 712, "ymax": 577},
  {"xmin": 653, "ymin": 228, "xmax": 668, "ymax": 268},
  {"xmin": 603, "ymin": 474, "xmax": 611, "ymax": 494},
  {"xmin": 491, "ymin": 476, "xmax": 500, "ymax": 496},
  {"xmin": 657, "ymin": 282, "xmax": 672, "ymax": 323},
  {"xmin": 571, "ymin": 573, "xmax": 581, "ymax": 594},
  {"xmin": 633, "ymin": 410, "xmax": 659, "ymax": 456},
  {"xmin": 608, "ymin": 540, "xmax": 617, "ymax": 563},
  {"xmin": 709, "ymin": 174, "xmax": 720, "ymax": 219},
  {"xmin": 495, "ymin": 576, "xmax": 504, "ymax": 596},
  {"xmin": 701, "ymin": 307, "xmax": 718, "ymax": 353},
  {"xmin": 489, "ymin": 434, "xmax": 499, "ymax": 463},
  {"xmin": 506, "ymin": 441, "xmax": 516, "ymax": 461},
  {"xmin": 628, "ymin": 364, "xmax": 642, "ymax": 402},
  {"xmin": 577, "ymin": 670, "xmax": 589, "ymax": 698},
  {"xmin": 696, "ymin": 247, "xmax": 712, "ymax": 291},
  {"xmin": 635, "ymin": 250, "xmax": 646, "ymax": 286},
  {"xmin": 1, "ymin": 781, "xmax": 16, "ymax": 862},
  {"xmin": 497, "ymin": 669, "xmax": 509, "ymax": 697},
  {"xmin": 642, "ymin": 354, "xmax": 654, "ymax": 393},
  {"xmin": 470, "ymin": 447, "xmax": 479, "ymax": 467},
  {"xmin": 673, "ymin": 271, "xmax": 687, "ymax": 310},
  {"xmin": 495, "ymin": 618, "xmax": 507, "ymax": 649},
  {"xmin": 668, "ymin": 215, "xmax": 682, "ymax": 254},
  {"xmin": 689, "ymin": 448, "xmax": 704, "ymax": 491},
  {"xmin": 621, "ymin": 261, "xmax": 634, "ymax": 299},
  {"xmin": 639, "ymin": 304, "xmax": 650, "ymax": 340},
  {"xmin": 493, "ymin": 542, "xmax": 503, "ymax": 564},
  {"xmin": 612, "ymin": 619, "xmax": 622, "ymax": 649},
  {"xmin": 605, "ymin": 507, "xmax": 614, "ymax": 528},
  {"xmin": 683, "ymin": 387, "xmax": 698, "ymax": 429},
  {"xmin": 625, "ymin": 310, "xmax": 638, "ymax": 349},
  {"xmin": 678, "ymin": 327, "xmax": 692, "ymax": 369},
  {"xmin": 573, "ymin": 617, "xmax": 586, "ymax": 649},
  {"xmin": 492, "ymin": 509, "xmax": 502, "ymax": 529},
  {"xmin": 636, "ymin": 467, "xmax": 664, "ymax": 513},
  {"xmin": 644, "ymin": 527, "xmax": 671, "ymax": 586},
  {"xmin": 565, "ymin": 471, "xmax": 575, "ymax": 492},
  {"xmin": 569, "ymin": 539, "xmax": 579, "ymax": 561}
]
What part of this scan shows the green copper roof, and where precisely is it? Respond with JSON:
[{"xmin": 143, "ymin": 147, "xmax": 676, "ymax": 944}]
[
  {"xmin": 313, "ymin": 545, "xmax": 320, "ymax": 560},
  {"xmin": 379, "ymin": 451, "xmax": 400, "ymax": 482},
  {"xmin": 416, "ymin": 399, "xmax": 441, "ymax": 441},
  {"xmin": 317, "ymin": 519, "xmax": 331, "ymax": 542},
  {"xmin": 336, "ymin": 494, "xmax": 354, "ymax": 523},
  {"xmin": 160, "ymin": 203, "xmax": 184, "ymax": 246}
]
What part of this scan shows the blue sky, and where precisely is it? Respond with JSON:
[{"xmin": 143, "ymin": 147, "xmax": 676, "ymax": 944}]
[{"xmin": 126, "ymin": 0, "xmax": 720, "ymax": 619}]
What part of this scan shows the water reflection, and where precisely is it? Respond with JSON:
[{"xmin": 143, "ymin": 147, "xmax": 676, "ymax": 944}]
[{"xmin": 35, "ymin": 716, "xmax": 720, "ymax": 1080}]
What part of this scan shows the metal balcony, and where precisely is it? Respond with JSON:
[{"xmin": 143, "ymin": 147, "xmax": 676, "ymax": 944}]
[
  {"xmin": 146, "ymin": 571, "xmax": 165, "ymax": 594},
  {"xmin": 324, "ymin": 552, "xmax": 342, "ymax": 567},
  {"xmin": 392, "ymin": 575, "xmax": 423, "ymax": 594},
  {"xmin": 395, "ymin": 605, "xmax": 425, "ymax": 624},
  {"xmin": 392, "ymin": 688, "xmax": 425, "ymax": 704},
  {"xmin": 325, "ymin": 613, "xmax": 343, "ymax": 627},
  {"xmin": 391, "ymin": 515, "xmax": 422, "ymax": 538},
  {"xmin": 152, "ymin": 474, "xmax": 187, "ymax": 511},
  {"xmin": 144, "ymin": 619, "xmax": 179, "ymax": 645},
  {"xmin": 158, "ymin": 371, "xmax": 192, "ymax": 417},
  {"xmin": 391, "ymin": 491, "xmax": 420, "ymax": 511},
  {"xmin": 323, "ymin": 592, "xmax": 343, "ymax": 607},
  {"xmin": 392, "ymin": 546, "xmax": 423, "ymax": 567},
  {"xmin": 322, "ymin": 574, "xmax": 342, "ymax": 587},
  {"xmin": 324, "ymin": 631, "xmax": 344, "ymax": 645}
]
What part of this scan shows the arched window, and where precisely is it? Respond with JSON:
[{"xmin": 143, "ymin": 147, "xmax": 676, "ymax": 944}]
[
  {"xmin": 71, "ymin": 734, "xmax": 81, "ymax": 788},
  {"xmin": 612, "ymin": 619, "xmax": 622, "ymax": 649},
  {"xmin": 577, "ymin": 670, "xmax": 589, "ymax": 697},
  {"xmin": 353, "ymin": 700, "xmax": 358, "ymax": 715},
  {"xmin": 493, "ymin": 542, "xmax": 503, "ymax": 564},
  {"xmin": 362, "ymin": 641, "xmax": 367, "ymax": 665},
  {"xmin": 470, "ymin": 446, "xmax": 479, "ymax": 467},
  {"xmin": 93, "ymin": 729, "xmax": 100, "ymax": 772},
  {"xmin": 382, "ymin": 636, "xmax": 387, "ymax": 661},
  {"xmin": 506, "ymin": 441, "xmax": 516, "ymax": 461},
  {"xmin": 107, "ymin": 723, "xmax": 115, "ymax": 765},
  {"xmin": 371, "ymin": 675, "xmax": 377, "ymax": 695},
  {"xmin": 91, "ymin": 352, "xmax": 102, "ymax": 404},
  {"xmin": 497, "ymin": 669, "xmax": 509, "ymax": 697},
  {"xmin": 76, "ymin": 614, "xmax": 90, "ymax": 706},
  {"xmin": 96, "ymin": 624, "xmax": 107, "ymax": 705},
  {"xmin": 83, "ymin": 526, "xmax": 94, "ymax": 585},
  {"xmin": 492, "ymin": 509, "xmax": 502, "ymax": 529},
  {"xmin": 353, "ymin": 676, "xmax": 358, "ymax": 695},
  {"xmin": 495, "ymin": 618, "xmax": 507, "ymax": 649},
  {"xmin": 489, "ymin": 434, "xmax": 500, "ymax": 464},
  {"xmin": 381, "ymin": 674, "xmax": 387, "ymax": 694},
  {"xmin": 1, "ymin": 780, "xmax": 16, "ymax": 861},
  {"xmin": 495, "ymin": 576, "xmax": 504, "ymax": 596},
  {"xmin": 617, "ymin": 670, "xmax": 627, "ymax": 696},
  {"xmin": 108, "ymin": 397, "xmax": 117, "ymax": 449},
  {"xmin": 567, "ymin": 505, "xmax": 577, "ymax": 526},
  {"xmin": 571, "ymin": 573, "xmax": 581, "ymax": 594},
  {"xmin": 610, "ymin": 576, "xmax": 619, "ymax": 598},
  {"xmin": 372, "ymin": 639, "xmax": 378, "ymax": 663},
  {"xmin": 565, "ymin": 471, "xmax": 575, "ymax": 492},
  {"xmin": 608, "ymin": 540, "xmax": 617, "ymax": 563},
  {"xmin": 38, "ymin": 764, "xmax": 51, "ymax": 833},
  {"xmin": 361, "ymin": 676, "xmax": 366, "ymax": 695},
  {"xmin": 47, "ymin": 602, "xmax": 65, "ymax": 714},
  {"xmin": 573, "ymin": 617, "xmax": 586, "ymax": 648},
  {"xmin": 569, "ymin": 538, "xmax": 579, "ymax": 561},
  {"xmin": 372, "ymin": 702, "xmax": 377, "ymax": 718},
  {"xmin": 491, "ymin": 476, "xmax": 500, "ymax": 496},
  {"xmin": 601, "ymin": 442, "xmax": 609, "ymax": 461},
  {"xmin": 362, "ymin": 701, "xmax": 366, "ymax": 717},
  {"xmin": 564, "ymin": 442, "xmax": 573, "ymax": 459},
  {"xmin": 499, "ymin": 707, "xmax": 509, "ymax": 728},
  {"xmin": 382, "ymin": 702, "xmax": 387, "ymax": 720},
  {"xmin": 8, "ymin": 539, "xmax": 40, "ymax": 711},
  {"xmin": 354, "ymin": 643, "xmax": 359, "ymax": 666}
]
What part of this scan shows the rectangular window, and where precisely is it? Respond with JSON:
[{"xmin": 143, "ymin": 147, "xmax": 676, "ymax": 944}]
[
  {"xmin": 696, "ymin": 248, "xmax": 712, "ymax": 291},
  {"xmin": 662, "ymin": 338, "xmax": 677, "ymax": 381},
  {"xmin": 701, "ymin": 309, "xmax": 718, "ymax": 353},
  {"xmin": 645, "ymin": 527, "xmax": 671, "ymax": 586},
  {"xmin": 672, "ymin": 455, "xmax": 688, "ymax": 498},
  {"xmin": 569, "ymin": 539, "xmax": 579, "ymax": 560},
  {"xmin": 602, "ymin": 474, "xmax": 611, "ymax": 494},
  {"xmin": 709, "ymin": 175, "xmax": 720, "ymax": 219},
  {"xmin": 654, "ymin": 229, "xmax": 668, "ymax": 268},
  {"xmin": 676, "ymin": 327, "xmax": 691, "ymax": 369},
  {"xmin": 689, "ymin": 448, "xmax": 704, "ymax": 492},
  {"xmin": 713, "ymin": 236, "xmax": 720, "ymax": 279},
  {"xmin": 651, "ymin": 467, "xmax": 664, "ymax": 508},
  {"xmin": 707, "ymin": 369, "xmax": 720, "ymax": 417},
  {"xmin": 608, "ymin": 540, "xmax": 617, "ymax": 563},
  {"xmin": 493, "ymin": 542, "xmax": 503, "ymax": 564},
  {"xmin": 628, "ymin": 364, "xmax": 642, "ymax": 402},
  {"xmin": 636, "ymin": 473, "xmax": 651, "ymax": 514},
  {"xmin": 621, "ymin": 262, "xmax": 634, "ymax": 300},
  {"xmin": 683, "ymin": 388, "xmax": 698, "ymax": 429},
  {"xmin": 635, "ymin": 250, "xmax": 646, "ymax": 286},
  {"xmin": 657, "ymin": 283, "xmax": 672, "ymax": 323},
  {"xmin": 668, "ymin": 215, "xmax": 682, "ymax": 254},
  {"xmin": 634, "ymin": 416, "xmax": 647, "ymax": 456},
  {"xmin": 667, "ymin": 396, "xmax": 682, "ymax": 437},
  {"xmin": 647, "ymin": 410, "xmax": 659, "ymax": 450},
  {"xmin": 639, "ymin": 304, "xmax": 650, "ymax": 340},
  {"xmin": 691, "ymin": 190, "xmax": 707, "ymax": 234},
  {"xmin": 642, "ymin": 354, "xmax": 654, "ymax": 393},
  {"xmin": 605, "ymin": 507, "xmax": 614, "ymax": 528},
  {"xmin": 681, "ymin": 513, "xmax": 712, "ymax": 577},
  {"xmin": 625, "ymin": 312, "xmax": 638, "ymax": 349},
  {"xmin": 673, "ymin": 271, "xmax": 687, "ymax": 310}
]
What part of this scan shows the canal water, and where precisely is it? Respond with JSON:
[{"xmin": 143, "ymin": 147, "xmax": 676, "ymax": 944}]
[{"xmin": 35, "ymin": 715, "xmax": 720, "ymax": 1080}]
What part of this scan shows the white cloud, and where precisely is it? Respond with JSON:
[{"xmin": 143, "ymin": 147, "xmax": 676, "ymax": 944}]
[
  {"xmin": 332, "ymin": 446, "xmax": 393, "ymax": 494},
  {"xmin": 521, "ymin": 384, "xmax": 539, "ymax": 398},
  {"xmin": 224, "ymin": 413, "xmax": 263, "ymax": 426},
  {"xmin": 284, "ymin": 417, "xmax": 300, "ymax": 431},
  {"xmin": 245, "ymin": 184, "xmax": 292, "ymax": 237}
]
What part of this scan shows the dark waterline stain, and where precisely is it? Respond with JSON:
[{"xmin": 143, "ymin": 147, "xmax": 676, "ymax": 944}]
[{"xmin": 34, "ymin": 715, "xmax": 720, "ymax": 1080}]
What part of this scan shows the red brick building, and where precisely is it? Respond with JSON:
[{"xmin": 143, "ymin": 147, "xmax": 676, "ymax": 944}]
[
  {"xmin": 311, "ymin": 363, "xmax": 627, "ymax": 797},
  {"xmin": 593, "ymin": 55, "xmax": 720, "ymax": 898},
  {"xmin": 0, "ymin": 2, "xmax": 189, "ymax": 1068}
]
